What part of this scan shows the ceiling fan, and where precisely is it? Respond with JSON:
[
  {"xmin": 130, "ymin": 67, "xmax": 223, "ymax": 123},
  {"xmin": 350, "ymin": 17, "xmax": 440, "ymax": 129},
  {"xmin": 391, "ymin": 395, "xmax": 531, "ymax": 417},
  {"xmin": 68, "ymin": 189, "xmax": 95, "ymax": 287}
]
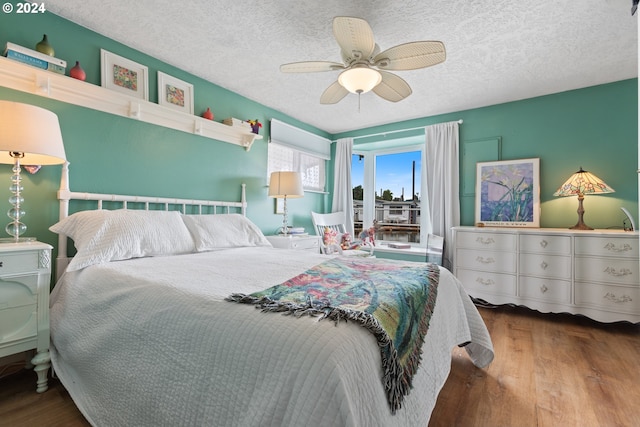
[{"xmin": 280, "ymin": 16, "xmax": 446, "ymax": 105}]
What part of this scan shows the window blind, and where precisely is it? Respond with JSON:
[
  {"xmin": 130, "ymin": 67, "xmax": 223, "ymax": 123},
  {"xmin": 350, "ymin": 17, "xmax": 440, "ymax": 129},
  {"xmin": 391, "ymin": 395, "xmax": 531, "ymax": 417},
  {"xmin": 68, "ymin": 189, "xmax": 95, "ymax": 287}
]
[
  {"xmin": 268, "ymin": 143, "xmax": 326, "ymax": 192},
  {"xmin": 270, "ymin": 118, "xmax": 331, "ymax": 160}
]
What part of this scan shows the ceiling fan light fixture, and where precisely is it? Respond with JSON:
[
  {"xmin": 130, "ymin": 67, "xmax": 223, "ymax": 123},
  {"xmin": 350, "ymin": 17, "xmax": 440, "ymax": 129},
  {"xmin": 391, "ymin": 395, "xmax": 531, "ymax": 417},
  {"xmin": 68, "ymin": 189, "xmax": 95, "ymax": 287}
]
[{"xmin": 338, "ymin": 66, "xmax": 382, "ymax": 94}]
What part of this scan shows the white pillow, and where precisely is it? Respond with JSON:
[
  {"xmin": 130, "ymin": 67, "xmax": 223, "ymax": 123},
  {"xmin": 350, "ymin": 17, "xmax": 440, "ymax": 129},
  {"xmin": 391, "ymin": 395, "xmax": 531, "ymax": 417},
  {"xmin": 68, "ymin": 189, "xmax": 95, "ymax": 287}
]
[
  {"xmin": 50, "ymin": 209, "xmax": 196, "ymax": 271},
  {"xmin": 182, "ymin": 214, "xmax": 271, "ymax": 251}
]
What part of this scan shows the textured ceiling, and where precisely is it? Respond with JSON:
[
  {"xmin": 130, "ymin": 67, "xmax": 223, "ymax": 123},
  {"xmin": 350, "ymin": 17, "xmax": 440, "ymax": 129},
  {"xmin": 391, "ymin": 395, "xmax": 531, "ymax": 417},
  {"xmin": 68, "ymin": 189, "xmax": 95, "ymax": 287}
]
[{"xmin": 45, "ymin": 0, "xmax": 637, "ymax": 134}]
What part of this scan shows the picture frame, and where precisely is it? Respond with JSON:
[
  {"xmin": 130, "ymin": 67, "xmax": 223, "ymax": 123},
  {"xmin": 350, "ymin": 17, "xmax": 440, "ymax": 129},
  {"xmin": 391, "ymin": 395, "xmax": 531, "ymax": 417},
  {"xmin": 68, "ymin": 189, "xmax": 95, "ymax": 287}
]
[
  {"xmin": 475, "ymin": 158, "xmax": 540, "ymax": 227},
  {"xmin": 157, "ymin": 71, "xmax": 194, "ymax": 114},
  {"xmin": 275, "ymin": 198, "xmax": 284, "ymax": 214},
  {"xmin": 100, "ymin": 49, "xmax": 148, "ymax": 100}
]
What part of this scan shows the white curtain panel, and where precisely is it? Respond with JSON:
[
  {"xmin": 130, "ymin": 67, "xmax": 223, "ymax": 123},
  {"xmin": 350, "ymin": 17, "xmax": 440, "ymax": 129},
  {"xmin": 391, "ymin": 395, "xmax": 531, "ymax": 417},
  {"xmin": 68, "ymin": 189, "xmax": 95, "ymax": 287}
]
[
  {"xmin": 423, "ymin": 122, "xmax": 460, "ymax": 269},
  {"xmin": 332, "ymin": 138, "xmax": 354, "ymax": 236}
]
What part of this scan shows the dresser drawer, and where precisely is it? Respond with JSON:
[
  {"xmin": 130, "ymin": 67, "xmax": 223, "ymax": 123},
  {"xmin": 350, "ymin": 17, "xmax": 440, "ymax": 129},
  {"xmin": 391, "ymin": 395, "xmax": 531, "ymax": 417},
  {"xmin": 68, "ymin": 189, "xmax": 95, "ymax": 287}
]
[
  {"xmin": 0, "ymin": 251, "xmax": 40, "ymax": 276},
  {"xmin": 575, "ymin": 282, "xmax": 640, "ymax": 314},
  {"xmin": 575, "ymin": 236, "xmax": 639, "ymax": 259},
  {"xmin": 519, "ymin": 254, "xmax": 571, "ymax": 279},
  {"xmin": 0, "ymin": 304, "xmax": 37, "ymax": 346},
  {"xmin": 575, "ymin": 257, "xmax": 639, "ymax": 286},
  {"xmin": 0, "ymin": 275, "xmax": 41, "ymax": 347},
  {"xmin": 456, "ymin": 249, "xmax": 516, "ymax": 273},
  {"xmin": 290, "ymin": 237, "xmax": 320, "ymax": 251},
  {"xmin": 266, "ymin": 235, "xmax": 320, "ymax": 252},
  {"xmin": 519, "ymin": 276, "xmax": 571, "ymax": 303},
  {"xmin": 455, "ymin": 231, "xmax": 516, "ymax": 251},
  {"xmin": 0, "ymin": 275, "xmax": 38, "ymax": 309},
  {"xmin": 456, "ymin": 269, "xmax": 516, "ymax": 297},
  {"xmin": 519, "ymin": 234, "xmax": 571, "ymax": 255}
]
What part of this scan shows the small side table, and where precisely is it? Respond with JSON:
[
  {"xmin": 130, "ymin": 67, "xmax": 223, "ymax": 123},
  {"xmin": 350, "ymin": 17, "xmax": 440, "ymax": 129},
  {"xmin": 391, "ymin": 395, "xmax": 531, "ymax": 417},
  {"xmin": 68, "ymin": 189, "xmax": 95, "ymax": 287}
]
[
  {"xmin": 0, "ymin": 241, "xmax": 53, "ymax": 393},
  {"xmin": 266, "ymin": 234, "xmax": 321, "ymax": 253}
]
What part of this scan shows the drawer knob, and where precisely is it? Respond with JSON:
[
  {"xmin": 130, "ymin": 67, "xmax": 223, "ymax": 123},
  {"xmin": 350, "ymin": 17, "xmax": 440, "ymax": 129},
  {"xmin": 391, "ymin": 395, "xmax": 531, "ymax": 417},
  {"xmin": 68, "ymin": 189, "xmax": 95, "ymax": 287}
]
[
  {"xmin": 0, "ymin": 261, "xmax": 3, "ymax": 268},
  {"xmin": 476, "ymin": 277, "xmax": 495, "ymax": 286},
  {"xmin": 539, "ymin": 240, "xmax": 548, "ymax": 248},
  {"xmin": 476, "ymin": 237, "xmax": 495, "ymax": 245},
  {"xmin": 603, "ymin": 243, "xmax": 633, "ymax": 253},
  {"xmin": 540, "ymin": 284, "xmax": 549, "ymax": 293},
  {"xmin": 540, "ymin": 261, "xmax": 548, "ymax": 270},
  {"xmin": 603, "ymin": 292, "xmax": 632, "ymax": 304},
  {"xmin": 476, "ymin": 256, "xmax": 495, "ymax": 264},
  {"xmin": 604, "ymin": 267, "xmax": 633, "ymax": 277}
]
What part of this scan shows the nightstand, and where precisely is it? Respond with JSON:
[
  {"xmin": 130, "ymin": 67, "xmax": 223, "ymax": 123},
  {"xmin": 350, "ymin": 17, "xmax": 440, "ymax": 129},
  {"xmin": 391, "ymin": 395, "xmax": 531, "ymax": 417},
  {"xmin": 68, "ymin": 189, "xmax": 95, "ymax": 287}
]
[
  {"xmin": 266, "ymin": 234, "xmax": 321, "ymax": 253},
  {"xmin": 0, "ymin": 241, "xmax": 53, "ymax": 392}
]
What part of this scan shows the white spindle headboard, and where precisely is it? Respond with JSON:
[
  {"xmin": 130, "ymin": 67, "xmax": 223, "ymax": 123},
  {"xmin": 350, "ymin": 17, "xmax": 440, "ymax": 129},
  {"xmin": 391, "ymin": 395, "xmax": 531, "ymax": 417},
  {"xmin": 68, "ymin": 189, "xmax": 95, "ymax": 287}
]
[{"xmin": 55, "ymin": 162, "xmax": 247, "ymax": 278}]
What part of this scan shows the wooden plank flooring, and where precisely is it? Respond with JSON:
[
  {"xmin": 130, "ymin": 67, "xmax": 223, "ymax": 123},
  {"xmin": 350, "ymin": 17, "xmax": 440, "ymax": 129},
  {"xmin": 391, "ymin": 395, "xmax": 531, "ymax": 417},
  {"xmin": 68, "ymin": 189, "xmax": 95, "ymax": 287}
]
[
  {"xmin": 0, "ymin": 369, "xmax": 89, "ymax": 426},
  {"xmin": 0, "ymin": 305, "xmax": 638, "ymax": 427},
  {"xmin": 429, "ymin": 305, "xmax": 640, "ymax": 427}
]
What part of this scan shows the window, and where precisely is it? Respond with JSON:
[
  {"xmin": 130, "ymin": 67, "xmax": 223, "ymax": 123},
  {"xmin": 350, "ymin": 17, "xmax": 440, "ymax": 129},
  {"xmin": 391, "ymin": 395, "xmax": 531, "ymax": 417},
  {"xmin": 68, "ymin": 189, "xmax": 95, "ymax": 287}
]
[
  {"xmin": 268, "ymin": 119, "xmax": 330, "ymax": 192},
  {"xmin": 268, "ymin": 142, "xmax": 326, "ymax": 192},
  {"xmin": 352, "ymin": 147, "xmax": 425, "ymax": 245}
]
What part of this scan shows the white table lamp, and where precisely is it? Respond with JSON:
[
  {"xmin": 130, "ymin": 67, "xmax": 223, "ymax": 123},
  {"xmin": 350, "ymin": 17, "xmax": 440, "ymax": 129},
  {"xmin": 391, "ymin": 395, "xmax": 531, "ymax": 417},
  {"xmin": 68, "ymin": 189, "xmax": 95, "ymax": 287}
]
[
  {"xmin": 268, "ymin": 171, "xmax": 303, "ymax": 235},
  {"xmin": 0, "ymin": 101, "xmax": 67, "ymax": 242}
]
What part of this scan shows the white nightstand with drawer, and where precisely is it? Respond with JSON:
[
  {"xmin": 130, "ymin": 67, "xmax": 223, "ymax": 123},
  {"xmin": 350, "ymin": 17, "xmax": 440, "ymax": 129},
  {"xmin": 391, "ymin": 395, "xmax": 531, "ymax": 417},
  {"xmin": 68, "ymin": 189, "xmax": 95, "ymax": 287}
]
[
  {"xmin": 266, "ymin": 235, "xmax": 321, "ymax": 253},
  {"xmin": 0, "ymin": 241, "xmax": 53, "ymax": 392}
]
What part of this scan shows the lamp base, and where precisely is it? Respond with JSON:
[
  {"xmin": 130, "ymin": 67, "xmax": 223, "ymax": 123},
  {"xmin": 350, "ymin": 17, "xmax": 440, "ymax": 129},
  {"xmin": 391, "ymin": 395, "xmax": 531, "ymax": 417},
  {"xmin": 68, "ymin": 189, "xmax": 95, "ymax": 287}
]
[
  {"xmin": 569, "ymin": 222, "xmax": 593, "ymax": 231},
  {"xmin": 281, "ymin": 196, "xmax": 289, "ymax": 236},
  {"xmin": 569, "ymin": 194, "xmax": 593, "ymax": 230}
]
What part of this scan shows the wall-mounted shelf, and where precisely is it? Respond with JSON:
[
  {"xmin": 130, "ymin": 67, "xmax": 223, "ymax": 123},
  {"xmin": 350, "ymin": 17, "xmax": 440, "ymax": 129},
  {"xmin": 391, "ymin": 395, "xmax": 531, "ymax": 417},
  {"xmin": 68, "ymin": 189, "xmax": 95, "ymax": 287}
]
[{"xmin": 0, "ymin": 56, "xmax": 262, "ymax": 151}]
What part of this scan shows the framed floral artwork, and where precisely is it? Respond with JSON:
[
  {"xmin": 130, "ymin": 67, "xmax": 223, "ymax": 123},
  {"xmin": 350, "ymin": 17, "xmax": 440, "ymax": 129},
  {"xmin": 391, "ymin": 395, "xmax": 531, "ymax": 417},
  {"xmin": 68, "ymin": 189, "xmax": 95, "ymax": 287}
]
[
  {"xmin": 157, "ymin": 71, "xmax": 194, "ymax": 114},
  {"xmin": 100, "ymin": 49, "xmax": 148, "ymax": 100},
  {"xmin": 475, "ymin": 158, "xmax": 540, "ymax": 227}
]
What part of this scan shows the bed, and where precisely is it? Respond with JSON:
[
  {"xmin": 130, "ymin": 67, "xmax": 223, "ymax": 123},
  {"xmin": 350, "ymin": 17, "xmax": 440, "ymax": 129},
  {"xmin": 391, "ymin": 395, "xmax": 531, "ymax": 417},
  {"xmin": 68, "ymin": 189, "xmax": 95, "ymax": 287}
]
[{"xmin": 48, "ymin": 164, "xmax": 493, "ymax": 427}]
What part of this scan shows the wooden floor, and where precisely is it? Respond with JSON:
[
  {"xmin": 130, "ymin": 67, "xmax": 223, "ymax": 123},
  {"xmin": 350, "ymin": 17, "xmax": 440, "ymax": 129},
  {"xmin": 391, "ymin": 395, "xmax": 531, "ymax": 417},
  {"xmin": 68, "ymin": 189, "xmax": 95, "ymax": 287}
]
[
  {"xmin": 1, "ymin": 305, "xmax": 638, "ymax": 427},
  {"xmin": 429, "ymin": 305, "xmax": 640, "ymax": 427}
]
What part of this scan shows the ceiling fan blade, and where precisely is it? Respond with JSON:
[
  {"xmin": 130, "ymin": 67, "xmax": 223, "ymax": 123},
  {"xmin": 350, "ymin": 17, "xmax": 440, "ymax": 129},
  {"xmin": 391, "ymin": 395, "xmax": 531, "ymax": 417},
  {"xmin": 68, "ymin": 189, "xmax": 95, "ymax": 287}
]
[
  {"xmin": 280, "ymin": 61, "xmax": 345, "ymax": 73},
  {"xmin": 333, "ymin": 16, "xmax": 376, "ymax": 63},
  {"xmin": 320, "ymin": 81, "xmax": 350, "ymax": 104},
  {"xmin": 374, "ymin": 41, "xmax": 446, "ymax": 71},
  {"xmin": 372, "ymin": 71, "xmax": 412, "ymax": 102}
]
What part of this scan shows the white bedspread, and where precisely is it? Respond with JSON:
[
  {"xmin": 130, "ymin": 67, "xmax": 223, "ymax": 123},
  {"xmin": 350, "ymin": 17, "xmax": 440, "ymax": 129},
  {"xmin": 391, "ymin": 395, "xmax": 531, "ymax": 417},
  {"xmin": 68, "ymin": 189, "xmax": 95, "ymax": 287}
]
[{"xmin": 50, "ymin": 247, "xmax": 493, "ymax": 427}]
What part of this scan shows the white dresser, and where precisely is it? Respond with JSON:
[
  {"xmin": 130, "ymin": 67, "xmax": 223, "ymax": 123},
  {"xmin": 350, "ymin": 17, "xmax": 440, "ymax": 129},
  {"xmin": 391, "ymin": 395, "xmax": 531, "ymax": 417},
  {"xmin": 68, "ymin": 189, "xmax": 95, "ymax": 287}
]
[
  {"xmin": 452, "ymin": 227, "xmax": 639, "ymax": 323},
  {"xmin": 0, "ymin": 241, "xmax": 53, "ymax": 392}
]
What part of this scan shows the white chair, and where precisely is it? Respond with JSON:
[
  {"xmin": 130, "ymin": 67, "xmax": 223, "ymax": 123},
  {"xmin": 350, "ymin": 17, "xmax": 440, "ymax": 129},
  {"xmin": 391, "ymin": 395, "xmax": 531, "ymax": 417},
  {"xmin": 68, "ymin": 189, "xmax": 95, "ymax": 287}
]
[{"xmin": 311, "ymin": 211, "xmax": 374, "ymax": 257}]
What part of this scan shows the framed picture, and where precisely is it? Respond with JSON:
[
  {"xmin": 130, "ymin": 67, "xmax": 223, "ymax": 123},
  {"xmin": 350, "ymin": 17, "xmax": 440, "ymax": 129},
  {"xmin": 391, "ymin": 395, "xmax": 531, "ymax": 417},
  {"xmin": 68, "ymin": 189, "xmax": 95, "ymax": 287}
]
[
  {"xmin": 275, "ymin": 198, "xmax": 284, "ymax": 214},
  {"xmin": 157, "ymin": 71, "xmax": 194, "ymax": 114},
  {"xmin": 475, "ymin": 158, "xmax": 540, "ymax": 227},
  {"xmin": 100, "ymin": 49, "xmax": 148, "ymax": 100}
]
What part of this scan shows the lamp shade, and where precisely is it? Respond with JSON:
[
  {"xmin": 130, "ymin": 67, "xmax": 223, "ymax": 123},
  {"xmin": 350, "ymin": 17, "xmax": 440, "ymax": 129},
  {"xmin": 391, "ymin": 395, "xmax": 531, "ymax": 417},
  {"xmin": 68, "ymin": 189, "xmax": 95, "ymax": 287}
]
[
  {"xmin": 268, "ymin": 171, "xmax": 303, "ymax": 198},
  {"xmin": 338, "ymin": 65, "xmax": 382, "ymax": 94},
  {"xmin": 0, "ymin": 101, "xmax": 66, "ymax": 165},
  {"xmin": 553, "ymin": 167, "xmax": 614, "ymax": 197}
]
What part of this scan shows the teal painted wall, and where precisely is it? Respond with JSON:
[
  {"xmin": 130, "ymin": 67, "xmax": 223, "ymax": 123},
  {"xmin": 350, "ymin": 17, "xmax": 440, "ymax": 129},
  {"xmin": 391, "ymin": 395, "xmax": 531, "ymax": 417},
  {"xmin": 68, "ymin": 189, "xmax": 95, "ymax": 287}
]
[
  {"xmin": 0, "ymin": 12, "xmax": 637, "ymax": 267},
  {"xmin": 0, "ymin": 11, "xmax": 331, "ymax": 256},
  {"xmin": 335, "ymin": 79, "xmax": 638, "ymax": 231}
]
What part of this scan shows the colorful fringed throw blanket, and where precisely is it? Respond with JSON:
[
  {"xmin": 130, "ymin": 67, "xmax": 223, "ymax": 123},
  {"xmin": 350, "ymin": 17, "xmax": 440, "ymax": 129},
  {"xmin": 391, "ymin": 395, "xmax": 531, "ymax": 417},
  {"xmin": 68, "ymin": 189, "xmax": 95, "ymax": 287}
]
[{"xmin": 226, "ymin": 257, "xmax": 440, "ymax": 413}]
